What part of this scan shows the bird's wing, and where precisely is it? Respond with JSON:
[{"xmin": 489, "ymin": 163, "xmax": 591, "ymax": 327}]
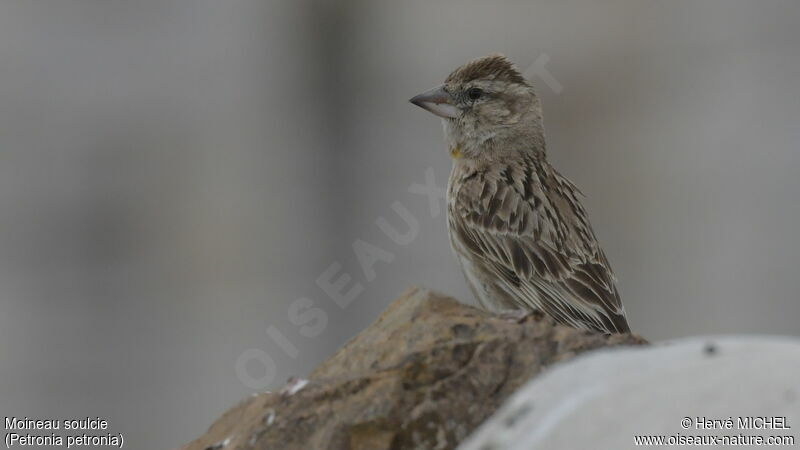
[{"xmin": 450, "ymin": 159, "xmax": 630, "ymax": 333}]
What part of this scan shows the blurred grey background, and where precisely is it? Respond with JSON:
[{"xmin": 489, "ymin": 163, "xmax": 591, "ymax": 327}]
[{"xmin": 1, "ymin": 1, "xmax": 799, "ymax": 448}]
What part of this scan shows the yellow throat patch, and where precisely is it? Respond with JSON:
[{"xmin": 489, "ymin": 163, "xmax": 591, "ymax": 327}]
[{"xmin": 450, "ymin": 146, "xmax": 463, "ymax": 159}]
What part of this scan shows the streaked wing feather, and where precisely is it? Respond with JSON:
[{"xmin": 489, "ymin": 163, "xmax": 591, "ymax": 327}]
[{"xmin": 451, "ymin": 158, "xmax": 630, "ymax": 333}]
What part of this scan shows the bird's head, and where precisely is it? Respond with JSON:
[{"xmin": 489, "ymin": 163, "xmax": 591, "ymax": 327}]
[{"xmin": 410, "ymin": 54, "xmax": 545, "ymax": 160}]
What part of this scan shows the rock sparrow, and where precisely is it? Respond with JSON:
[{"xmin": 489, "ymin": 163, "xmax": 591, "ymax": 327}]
[{"xmin": 410, "ymin": 54, "xmax": 630, "ymax": 333}]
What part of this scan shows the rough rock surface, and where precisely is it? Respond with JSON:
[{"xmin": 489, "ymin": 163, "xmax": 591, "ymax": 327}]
[
  {"xmin": 460, "ymin": 336, "xmax": 800, "ymax": 450},
  {"xmin": 181, "ymin": 287, "xmax": 646, "ymax": 450}
]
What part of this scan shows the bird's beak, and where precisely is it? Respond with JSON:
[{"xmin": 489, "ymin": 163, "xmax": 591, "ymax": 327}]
[{"xmin": 409, "ymin": 85, "xmax": 459, "ymax": 119}]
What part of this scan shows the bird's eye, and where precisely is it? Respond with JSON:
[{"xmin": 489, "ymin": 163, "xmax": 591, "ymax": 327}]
[{"xmin": 466, "ymin": 87, "xmax": 484, "ymax": 101}]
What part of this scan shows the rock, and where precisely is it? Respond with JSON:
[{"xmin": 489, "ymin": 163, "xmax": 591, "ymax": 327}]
[
  {"xmin": 180, "ymin": 287, "xmax": 646, "ymax": 450},
  {"xmin": 459, "ymin": 336, "xmax": 800, "ymax": 450}
]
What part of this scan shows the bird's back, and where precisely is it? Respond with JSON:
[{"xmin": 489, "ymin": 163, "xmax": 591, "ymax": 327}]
[{"xmin": 447, "ymin": 153, "xmax": 630, "ymax": 333}]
